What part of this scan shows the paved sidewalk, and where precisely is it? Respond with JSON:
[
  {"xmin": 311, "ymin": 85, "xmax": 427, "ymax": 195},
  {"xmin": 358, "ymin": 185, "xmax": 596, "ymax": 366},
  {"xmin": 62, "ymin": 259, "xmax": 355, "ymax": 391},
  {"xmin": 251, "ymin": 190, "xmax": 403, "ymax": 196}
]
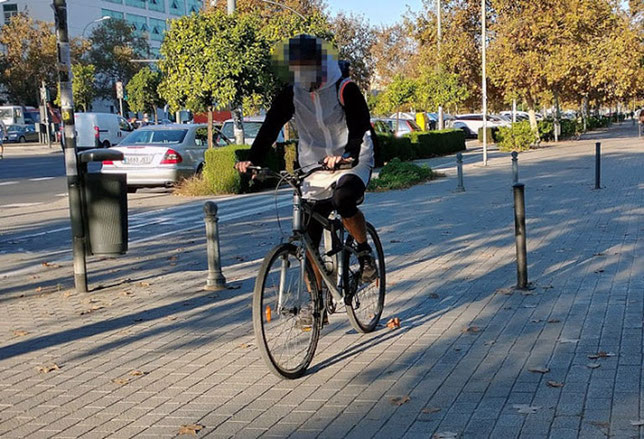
[{"xmin": 0, "ymin": 123, "xmax": 642, "ymax": 438}]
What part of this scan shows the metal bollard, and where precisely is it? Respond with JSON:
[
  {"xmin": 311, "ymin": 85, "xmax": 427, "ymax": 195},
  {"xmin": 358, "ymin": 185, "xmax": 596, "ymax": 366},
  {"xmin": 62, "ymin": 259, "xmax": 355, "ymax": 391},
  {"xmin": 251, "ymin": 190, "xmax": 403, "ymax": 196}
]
[
  {"xmin": 594, "ymin": 142, "xmax": 601, "ymax": 190},
  {"xmin": 511, "ymin": 151, "xmax": 519, "ymax": 185},
  {"xmin": 204, "ymin": 201, "xmax": 226, "ymax": 290},
  {"xmin": 456, "ymin": 152, "xmax": 465, "ymax": 192},
  {"xmin": 513, "ymin": 183, "xmax": 528, "ymax": 289}
]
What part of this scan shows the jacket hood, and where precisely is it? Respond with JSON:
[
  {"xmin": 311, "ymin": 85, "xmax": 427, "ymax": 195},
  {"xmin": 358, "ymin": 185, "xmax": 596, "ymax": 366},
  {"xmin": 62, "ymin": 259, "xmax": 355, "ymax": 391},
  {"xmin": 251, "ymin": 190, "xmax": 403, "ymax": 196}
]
[{"xmin": 292, "ymin": 54, "xmax": 342, "ymax": 92}]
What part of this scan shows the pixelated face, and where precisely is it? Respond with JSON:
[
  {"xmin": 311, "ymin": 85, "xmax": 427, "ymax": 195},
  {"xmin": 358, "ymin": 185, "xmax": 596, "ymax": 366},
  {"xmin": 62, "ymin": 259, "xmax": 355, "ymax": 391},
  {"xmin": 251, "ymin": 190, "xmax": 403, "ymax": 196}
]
[{"xmin": 272, "ymin": 34, "xmax": 338, "ymax": 90}]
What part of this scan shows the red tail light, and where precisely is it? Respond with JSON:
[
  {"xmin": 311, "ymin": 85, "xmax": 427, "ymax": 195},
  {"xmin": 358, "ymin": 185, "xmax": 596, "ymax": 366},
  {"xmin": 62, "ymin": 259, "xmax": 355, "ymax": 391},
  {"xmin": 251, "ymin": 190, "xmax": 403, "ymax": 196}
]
[
  {"xmin": 94, "ymin": 126, "xmax": 100, "ymax": 139},
  {"xmin": 102, "ymin": 160, "xmax": 114, "ymax": 165},
  {"xmin": 160, "ymin": 149, "xmax": 182, "ymax": 164}
]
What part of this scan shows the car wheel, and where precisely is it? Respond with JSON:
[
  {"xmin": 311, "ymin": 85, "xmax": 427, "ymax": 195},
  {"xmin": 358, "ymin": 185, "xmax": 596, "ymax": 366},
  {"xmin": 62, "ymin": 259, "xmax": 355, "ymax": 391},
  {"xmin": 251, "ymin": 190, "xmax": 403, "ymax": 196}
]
[
  {"xmin": 19, "ymin": 136, "xmax": 26, "ymax": 143},
  {"xmin": 102, "ymin": 140, "xmax": 111, "ymax": 148},
  {"xmin": 127, "ymin": 186, "xmax": 138, "ymax": 194}
]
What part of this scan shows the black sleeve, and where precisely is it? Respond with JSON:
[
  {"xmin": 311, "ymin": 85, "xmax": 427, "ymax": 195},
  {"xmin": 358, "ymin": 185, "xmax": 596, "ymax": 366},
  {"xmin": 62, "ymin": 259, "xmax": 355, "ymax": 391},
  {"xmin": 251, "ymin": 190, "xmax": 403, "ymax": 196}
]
[
  {"xmin": 342, "ymin": 82, "xmax": 371, "ymax": 160},
  {"xmin": 248, "ymin": 86, "xmax": 294, "ymax": 165}
]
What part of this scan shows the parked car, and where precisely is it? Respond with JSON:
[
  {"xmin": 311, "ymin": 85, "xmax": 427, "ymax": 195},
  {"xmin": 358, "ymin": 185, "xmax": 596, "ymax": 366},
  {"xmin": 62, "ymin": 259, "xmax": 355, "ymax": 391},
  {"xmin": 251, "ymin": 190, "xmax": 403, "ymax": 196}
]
[
  {"xmin": 499, "ymin": 111, "xmax": 544, "ymax": 122},
  {"xmin": 0, "ymin": 105, "xmax": 39, "ymax": 126},
  {"xmin": 73, "ymin": 112, "xmax": 134, "ymax": 149},
  {"xmin": 101, "ymin": 124, "xmax": 230, "ymax": 192},
  {"xmin": 4, "ymin": 124, "xmax": 39, "ymax": 143},
  {"xmin": 219, "ymin": 116, "xmax": 286, "ymax": 145},
  {"xmin": 373, "ymin": 117, "xmax": 422, "ymax": 137},
  {"xmin": 448, "ymin": 114, "xmax": 509, "ymax": 138}
]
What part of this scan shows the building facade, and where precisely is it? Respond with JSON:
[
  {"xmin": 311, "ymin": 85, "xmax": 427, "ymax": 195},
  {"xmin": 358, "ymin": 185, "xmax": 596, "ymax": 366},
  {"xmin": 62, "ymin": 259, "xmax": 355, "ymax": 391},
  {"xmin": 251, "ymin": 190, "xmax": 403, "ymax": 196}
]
[
  {"xmin": 2, "ymin": 0, "xmax": 202, "ymax": 113},
  {"xmin": 3, "ymin": 0, "xmax": 202, "ymax": 58}
]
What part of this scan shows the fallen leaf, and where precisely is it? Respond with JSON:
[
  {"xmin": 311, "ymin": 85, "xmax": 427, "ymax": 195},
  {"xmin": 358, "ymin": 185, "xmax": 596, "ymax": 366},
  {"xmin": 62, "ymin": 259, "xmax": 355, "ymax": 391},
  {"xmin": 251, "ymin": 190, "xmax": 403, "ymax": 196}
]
[
  {"xmin": 112, "ymin": 378, "xmax": 129, "ymax": 386},
  {"xmin": 37, "ymin": 364, "xmax": 60, "ymax": 374},
  {"xmin": 530, "ymin": 319, "xmax": 542, "ymax": 323},
  {"xmin": 542, "ymin": 285, "xmax": 554, "ymax": 290},
  {"xmin": 433, "ymin": 432, "xmax": 457, "ymax": 439},
  {"xmin": 594, "ymin": 269, "xmax": 604, "ymax": 273},
  {"xmin": 63, "ymin": 291, "xmax": 72, "ymax": 298},
  {"xmin": 120, "ymin": 291, "xmax": 132, "ymax": 296},
  {"xmin": 630, "ymin": 420, "xmax": 644, "ymax": 426},
  {"xmin": 129, "ymin": 370, "xmax": 146, "ymax": 376},
  {"xmin": 390, "ymin": 395, "xmax": 411, "ymax": 406},
  {"xmin": 523, "ymin": 304, "xmax": 537, "ymax": 309},
  {"xmin": 168, "ymin": 256, "xmax": 178, "ymax": 261},
  {"xmin": 234, "ymin": 256, "xmax": 245, "ymax": 262},
  {"xmin": 35, "ymin": 286, "xmax": 42, "ymax": 292},
  {"xmin": 496, "ymin": 288, "xmax": 514, "ymax": 296},
  {"xmin": 547, "ymin": 319, "xmax": 561, "ymax": 323},
  {"xmin": 139, "ymin": 281, "xmax": 151, "ymax": 287},
  {"xmin": 80, "ymin": 305, "xmax": 104, "ymax": 315},
  {"xmin": 521, "ymin": 290, "xmax": 535, "ymax": 296},
  {"xmin": 41, "ymin": 262, "xmax": 60, "ymax": 268},
  {"xmin": 167, "ymin": 316, "xmax": 177, "ymax": 321},
  {"xmin": 484, "ymin": 340, "xmax": 495, "ymax": 346},
  {"xmin": 586, "ymin": 363, "xmax": 601, "ymax": 369},
  {"xmin": 546, "ymin": 380, "xmax": 564, "ymax": 388},
  {"xmin": 528, "ymin": 367, "xmax": 550, "ymax": 374},
  {"xmin": 239, "ymin": 343, "xmax": 252, "ymax": 349},
  {"xmin": 588, "ymin": 351, "xmax": 615, "ymax": 359},
  {"xmin": 421, "ymin": 407, "xmax": 441, "ymax": 414},
  {"xmin": 463, "ymin": 326, "xmax": 481, "ymax": 334},
  {"xmin": 227, "ymin": 285, "xmax": 241, "ymax": 290},
  {"xmin": 178, "ymin": 424, "xmax": 205, "ymax": 436},
  {"xmin": 13, "ymin": 330, "xmax": 28, "ymax": 337},
  {"xmin": 386, "ymin": 317, "xmax": 401, "ymax": 329},
  {"xmin": 429, "ymin": 293, "xmax": 439, "ymax": 299},
  {"xmin": 593, "ymin": 252, "xmax": 605, "ymax": 257},
  {"xmin": 514, "ymin": 404, "xmax": 541, "ymax": 414},
  {"xmin": 390, "ymin": 239, "xmax": 401, "ymax": 243}
]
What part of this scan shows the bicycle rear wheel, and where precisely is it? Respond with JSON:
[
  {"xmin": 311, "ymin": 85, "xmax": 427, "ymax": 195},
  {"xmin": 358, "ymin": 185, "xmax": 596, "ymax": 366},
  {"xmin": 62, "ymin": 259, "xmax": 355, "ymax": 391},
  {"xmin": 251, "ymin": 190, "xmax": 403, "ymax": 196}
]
[
  {"xmin": 344, "ymin": 222, "xmax": 386, "ymax": 333},
  {"xmin": 253, "ymin": 243, "xmax": 322, "ymax": 379}
]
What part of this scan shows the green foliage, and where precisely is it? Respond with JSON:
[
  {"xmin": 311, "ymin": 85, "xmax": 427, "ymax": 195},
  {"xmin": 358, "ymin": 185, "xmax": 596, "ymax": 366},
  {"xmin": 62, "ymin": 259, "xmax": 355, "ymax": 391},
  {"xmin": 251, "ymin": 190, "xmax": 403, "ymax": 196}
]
[
  {"xmin": 159, "ymin": 11, "xmax": 273, "ymax": 114},
  {"xmin": 88, "ymin": 19, "xmax": 149, "ymax": 97},
  {"xmin": 55, "ymin": 64, "xmax": 97, "ymax": 112},
  {"xmin": 374, "ymin": 74, "xmax": 417, "ymax": 115},
  {"xmin": 537, "ymin": 119, "xmax": 554, "ymax": 141},
  {"xmin": 497, "ymin": 121, "xmax": 538, "ymax": 152},
  {"xmin": 414, "ymin": 68, "xmax": 469, "ymax": 113},
  {"xmin": 368, "ymin": 158, "xmax": 433, "ymax": 191},
  {"xmin": 587, "ymin": 116, "xmax": 611, "ymax": 130},
  {"xmin": 278, "ymin": 141, "xmax": 298, "ymax": 173},
  {"xmin": 126, "ymin": 67, "xmax": 162, "ymax": 117},
  {"xmin": 204, "ymin": 145, "xmax": 252, "ymax": 194},
  {"xmin": 204, "ymin": 144, "xmax": 284, "ymax": 194},
  {"xmin": 477, "ymin": 126, "xmax": 501, "ymax": 143}
]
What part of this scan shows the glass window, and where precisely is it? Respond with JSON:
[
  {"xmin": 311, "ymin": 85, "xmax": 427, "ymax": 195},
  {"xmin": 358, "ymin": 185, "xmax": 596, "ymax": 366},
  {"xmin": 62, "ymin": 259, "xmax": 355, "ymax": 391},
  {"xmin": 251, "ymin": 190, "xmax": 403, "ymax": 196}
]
[
  {"xmin": 194, "ymin": 128, "xmax": 207, "ymax": 146},
  {"xmin": 186, "ymin": 0, "xmax": 201, "ymax": 14},
  {"xmin": 121, "ymin": 129, "xmax": 188, "ymax": 145},
  {"xmin": 3, "ymin": 4, "xmax": 17, "ymax": 24},
  {"xmin": 118, "ymin": 117, "xmax": 133, "ymax": 131},
  {"xmin": 126, "ymin": 13, "xmax": 148, "ymax": 37},
  {"xmin": 169, "ymin": 0, "xmax": 185, "ymax": 16},
  {"xmin": 124, "ymin": 0, "xmax": 146, "ymax": 8},
  {"xmin": 101, "ymin": 8, "xmax": 124, "ymax": 19},
  {"xmin": 148, "ymin": 0, "xmax": 165, "ymax": 12},
  {"xmin": 102, "ymin": 0, "xmax": 122, "ymax": 4},
  {"xmin": 149, "ymin": 17, "xmax": 166, "ymax": 41}
]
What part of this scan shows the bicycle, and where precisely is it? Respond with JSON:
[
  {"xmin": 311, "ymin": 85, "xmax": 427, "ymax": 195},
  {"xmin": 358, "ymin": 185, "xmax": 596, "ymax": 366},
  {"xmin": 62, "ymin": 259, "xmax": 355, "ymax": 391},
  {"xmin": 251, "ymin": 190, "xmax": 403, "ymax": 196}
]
[{"xmin": 247, "ymin": 165, "xmax": 386, "ymax": 379}]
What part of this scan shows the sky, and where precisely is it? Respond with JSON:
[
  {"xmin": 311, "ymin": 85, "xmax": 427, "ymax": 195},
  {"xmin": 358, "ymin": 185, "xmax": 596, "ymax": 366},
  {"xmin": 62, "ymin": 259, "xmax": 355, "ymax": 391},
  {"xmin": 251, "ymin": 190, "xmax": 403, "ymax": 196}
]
[{"xmin": 325, "ymin": 0, "xmax": 424, "ymax": 27}]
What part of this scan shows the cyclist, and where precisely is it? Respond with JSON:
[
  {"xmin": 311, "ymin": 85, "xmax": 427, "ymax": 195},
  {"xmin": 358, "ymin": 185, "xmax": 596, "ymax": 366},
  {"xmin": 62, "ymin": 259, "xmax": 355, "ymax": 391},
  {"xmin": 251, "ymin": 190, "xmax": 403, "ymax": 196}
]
[{"xmin": 235, "ymin": 34, "xmax": 377, "ymax": 283}]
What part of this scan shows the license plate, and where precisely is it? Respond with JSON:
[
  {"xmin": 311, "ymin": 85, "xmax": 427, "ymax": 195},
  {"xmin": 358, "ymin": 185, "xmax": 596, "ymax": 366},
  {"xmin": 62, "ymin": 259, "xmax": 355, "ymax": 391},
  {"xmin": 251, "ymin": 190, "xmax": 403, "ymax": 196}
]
[{"xmin": 123, "ymin": 155, "xmax": 152, "ymax": 166}]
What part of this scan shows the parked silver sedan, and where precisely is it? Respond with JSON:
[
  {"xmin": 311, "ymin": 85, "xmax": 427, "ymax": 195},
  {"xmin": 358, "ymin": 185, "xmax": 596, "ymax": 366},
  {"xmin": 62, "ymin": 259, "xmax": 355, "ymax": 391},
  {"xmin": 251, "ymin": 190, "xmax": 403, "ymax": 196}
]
[{"xmin": 100, "ymin": 124, "xmax": 230, "ymax": 192}]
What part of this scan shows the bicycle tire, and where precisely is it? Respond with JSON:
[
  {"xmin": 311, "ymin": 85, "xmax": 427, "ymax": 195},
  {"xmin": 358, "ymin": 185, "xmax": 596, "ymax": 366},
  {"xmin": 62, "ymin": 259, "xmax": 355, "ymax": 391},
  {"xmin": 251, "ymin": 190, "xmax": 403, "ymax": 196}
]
[
  {"xmin": 344, "ymin": 222, "xmax": 386, "ymax": 333},
  {"xmin": 253, "ymin": 243, "xmax": 322, "ymax": 379}
]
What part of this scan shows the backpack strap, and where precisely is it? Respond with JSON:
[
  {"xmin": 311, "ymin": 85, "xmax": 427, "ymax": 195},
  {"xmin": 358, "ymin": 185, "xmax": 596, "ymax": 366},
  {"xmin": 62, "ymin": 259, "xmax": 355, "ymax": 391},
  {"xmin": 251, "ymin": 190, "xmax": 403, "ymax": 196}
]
[{"xmin": 336, "ymin": 77, "xmax": 353, "ymax": 108}]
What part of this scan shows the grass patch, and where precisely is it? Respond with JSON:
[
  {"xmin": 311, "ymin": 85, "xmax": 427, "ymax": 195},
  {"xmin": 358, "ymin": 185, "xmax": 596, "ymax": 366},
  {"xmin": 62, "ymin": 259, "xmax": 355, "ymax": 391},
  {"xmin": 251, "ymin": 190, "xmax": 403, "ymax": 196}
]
[
  {"xmin": 173, "ymin": 175, "xmax": 213, "ymax": 196},
  {"xmin": 367, "ymin": 158, "xmax": 435, "ymax": 192}
]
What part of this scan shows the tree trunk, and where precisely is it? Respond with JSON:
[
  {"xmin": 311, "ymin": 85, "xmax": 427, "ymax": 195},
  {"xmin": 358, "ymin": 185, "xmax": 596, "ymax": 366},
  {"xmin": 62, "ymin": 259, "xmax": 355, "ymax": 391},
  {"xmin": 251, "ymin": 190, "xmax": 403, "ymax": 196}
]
[
  {"xmin": 153, "ymin": 106, "xmax": 158, "ymax": 125},
  {"xmin": 232, "ymin": 104, "xmax": 245, "ymax": 145},
  {"xmin": 207, "ymin": 106, "xmax": 213, "ymax": 149}
]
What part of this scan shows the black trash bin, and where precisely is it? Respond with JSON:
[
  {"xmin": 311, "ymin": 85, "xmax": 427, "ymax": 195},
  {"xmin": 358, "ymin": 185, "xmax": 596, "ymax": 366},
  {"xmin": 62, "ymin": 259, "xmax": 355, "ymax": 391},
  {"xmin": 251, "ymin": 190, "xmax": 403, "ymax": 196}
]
[{"xmin": 78, "ymin": 149, "xmax": 128, "ymax": 256}]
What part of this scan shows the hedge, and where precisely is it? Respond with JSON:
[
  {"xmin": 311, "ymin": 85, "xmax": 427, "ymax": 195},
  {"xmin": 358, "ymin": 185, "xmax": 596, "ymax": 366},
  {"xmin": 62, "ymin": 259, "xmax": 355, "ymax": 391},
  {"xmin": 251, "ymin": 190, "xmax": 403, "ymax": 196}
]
[
  {"xmin": 206, "ymin": 129, "xmax": 465, "ymax": 194},
  {"xmin": 204, "ymin": 144, "xmax": 282, "ymax": 194},
  {"xmin": 374, "ymin": 129, "xmax": 465, "ymax": 167},
  {"xmin": 477, "ymin": 126, "xmax": 501, "ymax": 143}
]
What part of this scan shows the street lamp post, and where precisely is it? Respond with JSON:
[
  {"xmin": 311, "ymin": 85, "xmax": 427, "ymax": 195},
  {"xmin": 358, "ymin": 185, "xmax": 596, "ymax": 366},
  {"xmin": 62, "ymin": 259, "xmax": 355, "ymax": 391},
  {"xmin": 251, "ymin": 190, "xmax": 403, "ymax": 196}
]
[
  {"xmin": 437, "ymin": 0, "xmax": 444, "ymax": 130},
  {"xmin": 82, "ymin": 16, "xmax": 110, "ymax": 38},
  {"xmin": 481, "ymin": 0, "xmax": 488, "ymax": 166}
]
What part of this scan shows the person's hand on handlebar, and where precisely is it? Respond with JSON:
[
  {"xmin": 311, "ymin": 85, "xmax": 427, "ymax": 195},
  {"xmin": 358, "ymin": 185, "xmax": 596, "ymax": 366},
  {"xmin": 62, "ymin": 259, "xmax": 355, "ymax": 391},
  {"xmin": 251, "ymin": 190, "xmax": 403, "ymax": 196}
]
[
  {"xmin": 234, "ymin": 161, "xmax": 253, "ymax": 174},
  {"xmin": 323, "ymin": 155, "xmax": 354, "ymax": 170}
]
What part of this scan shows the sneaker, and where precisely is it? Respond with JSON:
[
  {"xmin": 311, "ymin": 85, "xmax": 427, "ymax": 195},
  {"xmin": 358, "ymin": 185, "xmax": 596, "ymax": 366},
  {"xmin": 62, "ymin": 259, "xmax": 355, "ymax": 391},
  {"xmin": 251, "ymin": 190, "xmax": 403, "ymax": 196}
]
[
  {"xmin": 295, "ymin": 305, "xmax": 328, "ymax": 329},
  {"xmin": 357, "ymin": 244, "xmax": 378, "ymax": 283}
]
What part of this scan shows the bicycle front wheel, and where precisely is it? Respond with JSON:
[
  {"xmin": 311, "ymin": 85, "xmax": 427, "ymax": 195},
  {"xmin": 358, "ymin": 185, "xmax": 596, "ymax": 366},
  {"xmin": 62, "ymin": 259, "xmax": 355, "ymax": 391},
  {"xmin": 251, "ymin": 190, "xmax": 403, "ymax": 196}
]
[
  {"xmin": 344, "ymin": 222, "xmax": 386, "ymax": 333},
  {"xmin": 253, "ymin": 243, "xmax": 322, "ymax": 379}
]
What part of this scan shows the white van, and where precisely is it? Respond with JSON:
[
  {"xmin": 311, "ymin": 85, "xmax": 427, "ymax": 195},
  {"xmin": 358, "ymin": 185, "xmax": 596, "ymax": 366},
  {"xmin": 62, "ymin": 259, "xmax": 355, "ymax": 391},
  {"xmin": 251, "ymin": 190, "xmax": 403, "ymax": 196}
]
[{"xmin": 74, "ymin": 112, "xmax": 133, "ymax": 149}]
